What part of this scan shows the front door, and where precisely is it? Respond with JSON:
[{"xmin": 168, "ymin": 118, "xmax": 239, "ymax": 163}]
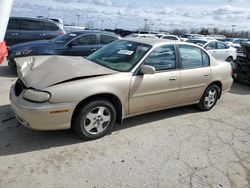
[
  {"xmin": 129, "ymin": 45, "xmax": 180, "ymax": 114},
  {"xmin": 66, "ymin": 34, "xmax": 97, "ymax": 56}
]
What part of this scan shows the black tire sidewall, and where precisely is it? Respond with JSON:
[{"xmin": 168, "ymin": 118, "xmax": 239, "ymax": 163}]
[{"xmin": 73, "ymin": 99, "xmax": 116, "ymax": 140}]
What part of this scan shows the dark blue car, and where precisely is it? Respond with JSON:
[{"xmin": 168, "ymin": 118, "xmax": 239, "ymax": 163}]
[{"xmin": 8, "ymin": 30, "xmax": 120, "ymax": 71}]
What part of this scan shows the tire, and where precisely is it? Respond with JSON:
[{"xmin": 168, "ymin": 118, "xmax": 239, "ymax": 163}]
[
  {"xmin": 226, "ymin": 56, "xmax": 233, "ymax": 62},
  {"xmin": 72, "ymin": 98, "xmax": 116, "ymax": 140},
  {"xmin": 8, "ymin": 60, "xmax": 17, "ymax": 73},
  {"xmin": 197, "ymin": 84, "xmax": 220, "ymax": 111}
]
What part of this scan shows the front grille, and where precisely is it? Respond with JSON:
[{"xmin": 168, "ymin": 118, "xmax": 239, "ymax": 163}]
[{"xmin": 14, "ymin": 79, "xmax": 26, "ymax": 96}]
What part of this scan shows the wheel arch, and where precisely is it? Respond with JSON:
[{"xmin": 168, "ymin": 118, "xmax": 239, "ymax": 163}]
[{"xmin": 71, "ymin": 93, "xmax": 123, "ymax": 127}]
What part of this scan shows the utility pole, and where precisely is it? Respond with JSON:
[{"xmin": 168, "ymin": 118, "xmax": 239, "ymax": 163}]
[
  {"xmin": 231, "ymin": 25, "xmax": 236, "ymax": 37},
  {"xmin": 144, "ymin": 19, "xmax": 148, "ymax": 31},
  {"xmin": 77, "ymin": 13, "xmax": 81, "ymax": 26}
]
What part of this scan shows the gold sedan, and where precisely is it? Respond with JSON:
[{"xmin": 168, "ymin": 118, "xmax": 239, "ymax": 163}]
[{"xmin": 10, "ymin": 38, "xmax": 233, "ymax": 140}]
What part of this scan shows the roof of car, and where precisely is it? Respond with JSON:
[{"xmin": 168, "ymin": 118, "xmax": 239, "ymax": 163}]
[
  {"xmin": 67, "ymin": 30, "xmax": 119, "ymax": 36},
  {"xmin": 121, "ymin": 37, "xmax": 197, "ymax": 46},
  {"xmin": 10, "ymin": 16, "xmax": 56, "ymax": 23}
]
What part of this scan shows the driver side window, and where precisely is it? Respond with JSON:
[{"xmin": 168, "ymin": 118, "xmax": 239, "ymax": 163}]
[{"xmin": 144, "ymin": 45, "xmax": 176, "ymax": 71}]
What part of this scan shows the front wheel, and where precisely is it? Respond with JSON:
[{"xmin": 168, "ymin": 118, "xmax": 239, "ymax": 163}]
[
  {"xmin": 72, "ymin": 99, "xmax": 116, "ymax": 140},
  {"xmin": 197, "ymin": 84, "xmax": 220, "ymax": 111}
]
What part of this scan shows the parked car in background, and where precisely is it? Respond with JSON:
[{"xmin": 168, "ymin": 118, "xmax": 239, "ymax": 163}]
[
  {"xmin": 64, "ymin": 26, "xmax": 89, "ymax": 32},
  {"xmin": 5, "ymin": 17, "xmax": 65, "ymax": 46},
  {"xmin": 160, "ymin": 34, "xmax": 180, "ymax": 41},
  {"xmin": 187, "ymin": 39, "xmax": 237, "ymax": 62},
  {"xmin": 124, "ymin": 34, "xmax": 158, "ymax": 39},
  {"xmin": 227, "ymin": 38, "xmax": 249, "ymax": 57},
  {"xmin": 11, "ymin": 38, "xmax": 233, "ymax": 140},
  {"xmin": 7, "ymin": 30, "xmax": 120, "ymax": 71},
  {"xmin": 180, "ymin": 34, "xmax": 204, "ymax": 41}
]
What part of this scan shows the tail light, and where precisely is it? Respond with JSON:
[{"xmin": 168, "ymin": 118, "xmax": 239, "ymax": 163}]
[{"xmin": 58, "ymin": 31, "xmax": 65, "ymax": 35}]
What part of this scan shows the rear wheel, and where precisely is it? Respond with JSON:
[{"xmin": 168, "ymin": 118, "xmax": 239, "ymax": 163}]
[
  {"xmin": 72, "ymin": 99, "xmax": 116, "ymax": 140},
  {"xmin": 197, "ymin": 84, "xmax": 220, "ymax": 111}
]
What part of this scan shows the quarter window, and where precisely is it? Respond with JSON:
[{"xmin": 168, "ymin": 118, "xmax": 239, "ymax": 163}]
[
  {"xmin": 144, "ymin": 45, "xmax": 176, "ymax": 71},
  {"xmin": 100, "ymin": 35, "xmax": 117, "ymax": 44},
  {"xmin": 179, "ymin": 45, "xmax": 209, "ymax": 69}
]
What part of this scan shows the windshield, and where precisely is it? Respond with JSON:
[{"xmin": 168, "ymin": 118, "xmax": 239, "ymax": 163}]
[
  {"xmin": 52, "ymin": 32, "xmax": 81, "ymax": 44},
  {"xmin": 187, "ymin": 40, "xmax": 207, "ymax": 46},
  {"xmin": 87, "ymin": 40, "xmax": 151, "ymax": 72}
]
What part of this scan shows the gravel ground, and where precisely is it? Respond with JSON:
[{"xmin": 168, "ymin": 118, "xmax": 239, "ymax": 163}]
[{"xmin": 0, "ymin": 60, "xmax": 250, "ymax": 188}]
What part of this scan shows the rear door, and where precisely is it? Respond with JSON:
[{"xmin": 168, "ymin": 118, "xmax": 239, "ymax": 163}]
[
  {"xmin": 66, "ymin": 34, "xmax": 98, "ymax": 56},
  {"xmin": 5, "ymin": 18, "xmax": 20, "ymax": 46},
  {"xmin": 216, "ymin": 42, "xmax": 230, "ymax": 61},
  {"xmin": 19, "ymin": 19, "xmax": 44, "ymax": 43},
  {"xmin": 204, "ymin": 41, "xmax": 218, "ymax": 59},
  {"xmin": 178, "ymin": 45, "xmax": 211, "ymax": 104}
]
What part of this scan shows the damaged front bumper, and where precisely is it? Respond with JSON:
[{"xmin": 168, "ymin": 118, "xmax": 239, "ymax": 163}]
[{"xmin": 10, "ymin": 86, "xmax": 77, "ymax": 131}]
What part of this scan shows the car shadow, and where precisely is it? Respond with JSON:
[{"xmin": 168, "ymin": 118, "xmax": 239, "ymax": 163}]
[
  {"xmin": 0, "ymin": 104, "xmax": 199, "ymax": 156},
  {"xmin": 230, "ymin": 81, "xmax": 250, "ymax": 95}
]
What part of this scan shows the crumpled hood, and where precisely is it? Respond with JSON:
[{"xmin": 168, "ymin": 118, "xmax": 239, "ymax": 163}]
[{"xmin": 15, "ymin": 55, "xmax": 117, "ymax": 89}]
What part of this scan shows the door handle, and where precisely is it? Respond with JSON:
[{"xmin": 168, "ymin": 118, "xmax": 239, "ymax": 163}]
[
  {"xmin": 90, "ymin": 48, "xmax": 96, "ymax": 52},
  {"xmin": 169, "ymin": 76, "xmax": 178, "ymax": 81},
  {"xmin": 204, "ymin": 74, "xmax": 210, "ymax": 77},
  {"xmin": 11, "ymin": 33, "xmax": 19, "ymax": 36},
  {"xmin": 40, "ymin": 33, "xmax": 46, "ymax": 36}
]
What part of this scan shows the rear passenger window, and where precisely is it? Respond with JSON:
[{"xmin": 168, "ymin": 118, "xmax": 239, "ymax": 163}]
[
  {"xmin": 144, "ymin": 45, "xmax": 176, "ymax": 71},
  {"xmin": 205, "ymin": 42, "xmax": 216, "ymax": 50},
  {"xmin": 100, "ymin": 35, "xmax": 117, "ymax": 44},
  {"xmin": 43, "ymin": 22, "xmax": 59, "ymax": 31},
  {"xmin": 21, "ymin": 20, "xmax": 43, "ymax": 30},
  {"xmin": 7, "ymin": 19, "xmax": 19, "ymax": 30},
  {"xmin": 179, "ymin": 45, "xmax": 209, "ymax": 69},
  {"xmin": 217, "ymin": 42, "xmax": 229, "ymax": 49}
]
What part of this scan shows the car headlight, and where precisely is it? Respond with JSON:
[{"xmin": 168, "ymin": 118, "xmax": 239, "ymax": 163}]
[
  {"xmin": 22, "ymin": 89, "xmax": 51, "ymax": 103},
  {"xmin": 13, "ymin": 50, "xmax": 33, "ymax": 56}
]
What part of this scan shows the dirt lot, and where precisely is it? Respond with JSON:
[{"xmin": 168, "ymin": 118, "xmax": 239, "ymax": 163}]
[{"xmin": 0, "ymin": 60, "xmax": 250, "ymax": 188}]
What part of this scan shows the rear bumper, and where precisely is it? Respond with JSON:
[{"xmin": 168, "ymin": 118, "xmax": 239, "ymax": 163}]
[
  {"xmin": 222, "ymin": 77, "xmax": 233, "ymax": 94},
  {"xmin": 10, "ymin": 86, "xmax": 76, "ymax": 130}
]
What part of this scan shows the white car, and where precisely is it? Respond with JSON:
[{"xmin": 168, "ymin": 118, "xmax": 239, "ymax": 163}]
[
  {"xmin": 187, "ymin": 39, "xmax": 237, "ymax": 62},
  {"xmin": 227, "ymin": 38, "xmax": 249, "ymax": 57},
  {"xmin": 160, "ymin": 34, "xmax": 180, "ymax": 41},
  {"xmin": 180, "ymin": 34, "xmax": 204, "ymax": 41},
  {"xmin": 124, "ymin": 34, "xmax": 158, "ymax": 39}
]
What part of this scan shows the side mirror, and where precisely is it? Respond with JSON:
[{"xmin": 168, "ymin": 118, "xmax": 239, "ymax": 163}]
[{"xmin": 140, "ymin": 65, "xmax": 155, "ymax": 75}]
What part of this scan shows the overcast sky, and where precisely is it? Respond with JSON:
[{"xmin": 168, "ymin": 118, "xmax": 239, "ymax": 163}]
[{"xmin": 11, "ymin": 0, "xmax": 250, "ymax": 31}]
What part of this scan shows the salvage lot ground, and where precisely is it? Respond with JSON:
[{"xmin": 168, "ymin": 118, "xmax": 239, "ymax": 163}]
[{"xmin": 0, "ymin": 60, "xmax": 250, "ymax": 188}]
